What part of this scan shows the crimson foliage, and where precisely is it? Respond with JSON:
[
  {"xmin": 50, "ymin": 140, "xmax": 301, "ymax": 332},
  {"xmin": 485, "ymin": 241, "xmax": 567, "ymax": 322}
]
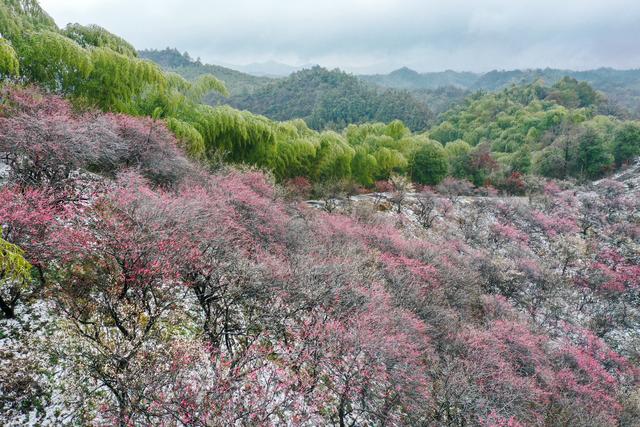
[{"xmin": 0, "ymin": 88, "xmax": 638, "ymax": 426}]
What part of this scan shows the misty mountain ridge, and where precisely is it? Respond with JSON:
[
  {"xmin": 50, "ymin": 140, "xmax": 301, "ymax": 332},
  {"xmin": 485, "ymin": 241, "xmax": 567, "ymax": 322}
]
[
  {"xmin": 363, "ymin": 66, "xmax": 639, "ymax": 88},
  {"xmin": 362, "ymin": 66, "xmax": 640, "ymax": 116},
  {"xmin": 231, "ymin": 60, "xmax": 317, "ymax": 77},
  {"xmin": 138, "ymin": 48, "xmax": 640, "ymax": 123}
]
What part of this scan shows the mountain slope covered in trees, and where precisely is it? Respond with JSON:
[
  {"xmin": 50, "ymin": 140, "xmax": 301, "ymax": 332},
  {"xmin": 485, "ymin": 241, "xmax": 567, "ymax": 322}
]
[
  {"xmin": 427, "ymin": 77, "xmax": 640, "ymax": 187},
  {"xmin": 138, "ymin": 47, "xmax": 275, "ymax": 95},
  {"xmin": 139, "ymin": 50, "xmax": 436, "ymax": 131},
  {"xmin": 362, "ymin": 67, "xmax": 640, "ymax": 117},
  {"xmin": 209, "ymin": 66, "xmax": 435, "ymax": 131},
  {"xmin": 1, "ymin": 0, "xmax": 639, "ymax": 196},
  {"xmin": 362, "ymin": 67, "xmax": 478, "ymax": 90}
]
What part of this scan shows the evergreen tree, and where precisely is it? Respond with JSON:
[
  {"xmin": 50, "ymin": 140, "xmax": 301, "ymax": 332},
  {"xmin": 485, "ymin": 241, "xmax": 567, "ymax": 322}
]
[
  {"xmin": 577, "ymin": 127, "xmax": 613, "ymax": 179},
  {"xmin": 613, "ymin": 122, "xmax": 640, "ymax": 166},
  {"xmin": 410, "ymin": 142, "xmax": 448, "ymax": 185}
]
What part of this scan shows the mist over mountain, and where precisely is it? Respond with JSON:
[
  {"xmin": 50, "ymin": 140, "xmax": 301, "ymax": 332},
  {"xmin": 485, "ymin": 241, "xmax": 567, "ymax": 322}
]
[
  {"xmin": 232, "ymin": 60, "xmax": 316, "ymax": 77},
  {"xmin": 40, "ymin": 0, "xmax": 640, "ymax": 72}
]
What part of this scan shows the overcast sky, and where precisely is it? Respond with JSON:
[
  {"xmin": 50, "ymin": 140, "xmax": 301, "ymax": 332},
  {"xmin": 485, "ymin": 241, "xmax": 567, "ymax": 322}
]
[{"xmin": 39, "ymin": 0, "xmax": 640, "ymax": 73}]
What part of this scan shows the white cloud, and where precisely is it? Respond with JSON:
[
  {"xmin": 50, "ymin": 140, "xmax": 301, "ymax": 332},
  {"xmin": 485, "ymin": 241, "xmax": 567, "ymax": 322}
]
[{"xmin": 39, "ymin": 0, "xmax": 640, "ymax": 72}]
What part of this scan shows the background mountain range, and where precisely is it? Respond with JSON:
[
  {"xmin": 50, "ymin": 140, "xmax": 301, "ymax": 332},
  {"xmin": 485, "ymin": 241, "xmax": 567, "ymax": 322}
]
[{"xmin": 140, "ymin": 48, "xmax": 640, "ymax": 122}]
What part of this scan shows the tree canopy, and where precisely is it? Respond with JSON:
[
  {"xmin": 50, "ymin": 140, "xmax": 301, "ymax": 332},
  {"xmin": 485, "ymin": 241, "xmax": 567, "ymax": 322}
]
[
  {"xmin": 1, "ymin": 0, "xmax": 638, "ymax": 193},
  {"xmin": 410, "ymin": 141, "xmax": 448, "ymax": 185}
]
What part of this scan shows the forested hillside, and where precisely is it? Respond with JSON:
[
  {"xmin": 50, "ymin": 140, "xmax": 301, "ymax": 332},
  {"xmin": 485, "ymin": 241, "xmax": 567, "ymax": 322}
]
[
  {"xmin": 140, "ymin": 51, "xmax": 435, "ymax": 131},
  {"xmin": 208, "ymin": 66, "xmax": 435, "ymax": 131},
  {"xmin": 1, "ymin": 1, "xmax": 640, "ymax": 426},
  {"xmin": 361, "ymin": 67, "xmax": 479, "ymax": 90},
  {"xmin": 427, "ymin": 77, "xmax": 640, "ymax": 186},
  {"xmin": 363, "ymin": 67, "xmax": 640, "ymax": 117},
  {"xmin": 410, "ymin": 86, "xmax": 471, "ymax": 115},
  {"xmin": 138, "ymin": 47, "xmax": 274, "ymax": 95},
  {"xmin": 1, "ymin": 0, "xmax": 638, "ymax": 194}
]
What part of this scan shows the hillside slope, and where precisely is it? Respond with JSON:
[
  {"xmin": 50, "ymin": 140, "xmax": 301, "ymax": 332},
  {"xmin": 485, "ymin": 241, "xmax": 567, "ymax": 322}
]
[
  {"xmin": 214, "ymin": 66, "xmax": 435, "ymax": 131},
  {"xmin": 139, "ymin": 47, "xmax": 275, "ymax": 95},
  {"xmin": 362, "ymin": 67, "xmax": 640, "ymax": 117},
  {"xmin": 139, "ymin": 51, "xmax": 435, "ymax": 131},
  {"xmin": 361, "ymin": 67, "xmax": 478, "ymax": 90},
  {"xmin": 1, "ymin": 86, "xmax": 639, "ymax": 426}
]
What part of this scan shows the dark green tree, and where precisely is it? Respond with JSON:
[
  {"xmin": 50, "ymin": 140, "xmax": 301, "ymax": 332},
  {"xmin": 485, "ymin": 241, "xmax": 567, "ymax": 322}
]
[
  {"xmin": 576, "ymin": 128, "xmax": 613, "ymax": 179},
  {"xmin": 613, "ymin": 122, "xmax": 640, "ymax": 166},
  {"xmin": 410, "ymin": 142, "xmax": 448, "ymax": 185}
]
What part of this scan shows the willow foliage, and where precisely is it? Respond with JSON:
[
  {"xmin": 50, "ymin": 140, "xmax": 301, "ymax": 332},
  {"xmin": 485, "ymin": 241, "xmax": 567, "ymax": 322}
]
[
  {"xmin": 144, "ymin": 72, "xmax": 228, "ymax": 119},
  {"xmin": 0, "ymin": 234, "xmax": 32, "ymax": 291},
  {"xmin": 193, "ymin": 105, "xmax": 277, "ymax": 166},
  {"xmin": 63, "ymin": 23, "xmax": 138, "ymax": 57},
  {"xmin": 0, "ymin": 37, "xmax": 18, "ymax": 77},
  {"xmin": 17, "ymin": 30, "xmax": 92, "ymax": 92},
  {"xmin": 314, "ymin": 131, "xmax": 355, "ymax": 181},
  {"xmin": 272, "ymin": 135, "xmax": 318, "ymax": 180},
  {"xmin": 351, "ymin": 145, "xmax": 378, "ymax": 186},
  {"xmin": 374, "ymin": 147, "xmax": 408, "ymax": 179},
  {"xmin": 80, "ymin": 47, "xmax": 166, "ymax": 112},
  {"xmin": 384, "ymin": 119, "xmax": 410, "ymax": 140},
  {"xmin": 188, "ymin": 74, "xmax": 228, "ymax": 100},
  {"xmin": 167, "ymin": 117, "xmax": 206, "ymax": 159},
  {"xmin": 0, "ymin": 0, "xmax": 57, "ymax": 39},
  {"xmin": 0, "ymin": 0, "xmax": 472, "ymax": 187}
]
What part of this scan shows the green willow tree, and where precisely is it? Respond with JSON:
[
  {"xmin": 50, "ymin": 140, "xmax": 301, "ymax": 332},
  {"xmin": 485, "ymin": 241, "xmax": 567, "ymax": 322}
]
[
  {"xmin": 271, "ymin": 120, "xmax": 318, "ymax": 180},
  {"xmin": 0, "ymin": 0, "xmax": 58, "ymax": 39},
  {"xmin": 272, "ymin": 135, "xmax": 317, "ymax": 180},
  {"xmin": 314, "ymin": 132, "xmax": 355, "ymax": 181},
  {"xmin": 374, "ymin": 147, "xmax": 407, "ymax": 180},
  {"xmin": 62, "ymin": 23, "xmax": 138, "ymax": 57},
  {"xmin": 191, "ymin": 105, "xmax": 277, "ymax": 166},
  {"xmin": 351, "ymin": 146, "xmax": 378, "ymax": 186},
  {"xmin": 0, "ymin": 234, "xmax": 32, "ymax": 319},
  {"xmin": 16, "ymin": 30, "xmax": 92, "ymax": 93},
  {"xmin": 79, "ymin": 46, "xmax": 166, "ymax": 112},
  {"xmin": 0, "ymin": 37, "xmax": 19, "ymax": 77}
]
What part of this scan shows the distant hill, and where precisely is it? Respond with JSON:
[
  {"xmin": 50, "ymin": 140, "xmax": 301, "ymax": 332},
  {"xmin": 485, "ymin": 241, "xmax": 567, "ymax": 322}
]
[
  {"xmin": 138, "ymin": 48, "xmax": 275, "ymax": 95},
  {"xmin": 410, "ymin": 86, "xmax": 472, "ymax": 115},
  {"xmin": 233, "ymin": 60, "xmax": 315, "ymax": 77},
  {"xmin": 361, "ymin": 67, "xmax": 479, "ymax": 90},
  {"xmin": 211, "ymin": 66, "xmax": 435, "ymax": 131},
  {"xmin": 361, "ymin": 67, "xmax": 640, "ymax": 116},
  {"xmin": 139, "ymin": 50, "xmax": 434, "ymax": 130}
]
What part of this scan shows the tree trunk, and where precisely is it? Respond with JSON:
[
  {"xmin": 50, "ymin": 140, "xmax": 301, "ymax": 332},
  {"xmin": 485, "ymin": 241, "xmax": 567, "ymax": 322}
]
[{"xmin": 0, "ymin": 296, "xmax": 15, "ymax": 319}]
